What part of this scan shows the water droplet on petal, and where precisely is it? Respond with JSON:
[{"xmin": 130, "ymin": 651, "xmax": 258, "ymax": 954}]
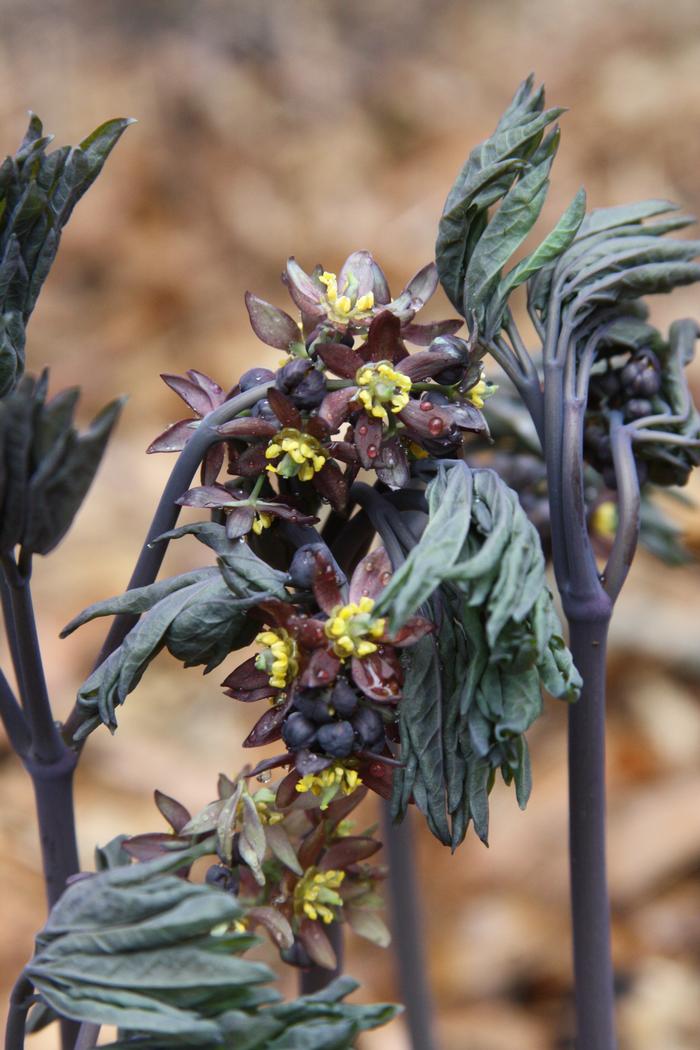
[
  {"xmin": 428, "ymin": 417, "xmax": 443, "ymax": 435},
  {"xmin": 367, "ymin": 444, "xmax": 378, "ymax": 459},
  {"xmin": 380, "ymin": 571, "xmax": 392, "ymax": 584},
  {"xmin": 316, "ymin": 669, "xmax": 329, "ymax": 682},
  {"xmin": 358, "ymin": 424, "xmax": 368, "ymax": 436},
  {"xmin": 256, "ymin": 770, "xmax": 272, "ymax": 783},
  {"xmin": 419, "ymin": 401, "xmax": 432, "ymax": 412},
  {"xmin": 364, "ymin": 562, "xmax": 374, "ymax": 572},
  {"xmin": 369, "ymin": 762, "xmax": 385, "ymax": 778}
]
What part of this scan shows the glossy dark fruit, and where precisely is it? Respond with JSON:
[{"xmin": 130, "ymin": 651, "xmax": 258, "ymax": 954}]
[
  {"xmin": 317, "ymin": 720, "xmax": 355, "ymax": 758},
  {"xmin": 205, "ymin": 863, "xmax": 238, "ymax": 892},
  {"xmin": 621, "ymin": 352, "xmax": 661, "ymax": 398},
  {"xmin": 294, "ymin": 688, "xmax": 334, "ymax": 724},
  {"xmin": 352, "ymin": 706, "xmax": 385, "ymax": 749},
  {"xmin": 240, "ymin": 367, "xmax": 275, "ymax": 392},
  {"xmin": 330, "ymin": 678, "xmax": 358, "ymax": 717},
  {"xmin": 624, "ymin": 398, "xmax": 653, "ymax": 421},
  {"xmin": 282, "ymin": 712, "xmax": 318, "ymax": 750},
  {"xmin": 289, "ymin": 544, "xmax": 324, "ymax": 589},
  {"xmin": 276, "ymin": 359, "xmax": 326, "ymax": 409},
  {"xmin": 251, "ymin": 397, "xmax": 278, "ymax": 423}
]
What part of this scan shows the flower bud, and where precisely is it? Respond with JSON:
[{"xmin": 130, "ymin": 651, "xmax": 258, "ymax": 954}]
[
  {"xmin": 276, "ymin": 359, "xmax": 326, "ymax": 409},
  {"xmin": 240, "ymin": 367, "xmax": 275, "ymax": 392},
  {"xmin": 317, "ymin": 720, "xmax": 355, "ymax": 758},
  {"xmin": 282, "ymin": 712, "xmax": 318, "ymax": 750}
]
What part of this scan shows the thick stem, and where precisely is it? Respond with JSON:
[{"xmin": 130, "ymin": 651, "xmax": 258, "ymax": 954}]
[
  {"xmin": 567, "ymin": 613, "xmax": 617, "ymax": 1050},
  {"xmin": 382, "ymin": 806, "xmax": 440, "ymax": 1050},
  {"xmin": 25, "ymin": 750, "xmax": 80, "ymax": 908},
  {"xmin": 4, "ymin": 975, "xmax": 33, "ymax": 1050}
]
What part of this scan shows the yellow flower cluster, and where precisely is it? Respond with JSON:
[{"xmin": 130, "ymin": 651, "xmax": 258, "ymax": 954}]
[
  {"xmin": 324, "ymin": 595, "xmax": 386, "ymax": 659},
  {"xmin": 265, "ymin": 428, "xmax": 327, "ymax": 482},
  {"xmin": 356, "ymin": 361, "xmax": 411, "ymax": 425},
  {"xmin": 296, "ymin": 764, "xmax": 362, "ymax": 805},
  {"xmin": 319, "ymin": 270, "xmax": 375, "ymax": 325},
  {"xmin": 254, "ymin": 628, "xmax": 299, "ymax": 690},
  {"xmin": 294, "ymin": 866, "xmax": 346, "ymax": 924}
]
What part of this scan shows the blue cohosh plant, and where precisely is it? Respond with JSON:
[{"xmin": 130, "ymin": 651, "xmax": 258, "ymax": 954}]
[{"xmin": 2, "ymin": 76, "xmax": 699, "ymax": 1050}]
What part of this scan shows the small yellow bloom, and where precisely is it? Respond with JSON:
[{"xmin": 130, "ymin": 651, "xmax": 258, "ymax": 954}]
[
  {"xmin": 318, "ymin": 270, "xmax": 375, "ymax": 326},
  {"xmin": 255, "ymin": 628, "xmax": 299, "ymax": 690},
  {"xmin": 294, "ymin": 867, "xmax": 346, "ymax": 925},
  {"xmin": 252, "ymin": 511, "xmax": 273, "ymax": 536},
  {"xmin": 355, "ymin": 361, "xmax": 411, "ymax": 425},
  {"xmin": 296, "ymin": 764, "xmax": 362, "ymax": 808},
  {"xmin": 265, "ymin": 428, "xmax": 328, "ymax": 483},
  {"xmin": 323, "ymin": 596, "xmax": 386, "ymax": 660},
  {"xmin": 591, "ymin": 500, "xmax": 618, "ymax": 539},
  {"xmin": 465, "ymin": 368, "xmax": 497, "ymax": 410}
]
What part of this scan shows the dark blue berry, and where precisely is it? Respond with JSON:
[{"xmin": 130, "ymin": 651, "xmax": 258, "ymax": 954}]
[
  {"xmin": 294, "ymin": 689, "xmax": 334, "ymax": 724},
  {"xmin": 282, "ymin": 712, "xmax": 318, "ymax": 750},
  {"xmin": 351, "ymin": 707, "xmax": 385, "ymax": 749},
  {"xmin": 289, "ymin": 544, "xmax": 324, "ymax": 589},
  {"xmin": 251, "ymin": 397, "xmax": 278, "ymax": 423},
  {"xmin": 317, "ymin": 720, "xmax": 355, "ymax": 758},
  {"xmin": 276, "ymin": 359, "xmax": 327, "ymax": 409},
  {"xmin": 240, "ymin": 367, "xmax": 275, "ymax": 392},
  {"xmin": 330, "ymin": 679, "xmax": 358, "ymax": 717},
  {"xmin": 624, "ymin": 398, "xmax": 653, "ymax": 421}
]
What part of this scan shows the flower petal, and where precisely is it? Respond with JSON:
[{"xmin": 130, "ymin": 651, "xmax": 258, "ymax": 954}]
[
  {"xmin": 385, "ymin": 616, "xmax": 435, "ymax": 647},
  {"xmin": 349, "ymin": 545, "xmax": 392, "ymax": 604},
  {"xmin": 267, "ymin": 387, "xmax": 303, "ymax": 429},
  {"xmin": 338, "ymin": 249, "xmax": 383, "ymax": 301},
  {"xmin": 300, "ymin": 646, "xmax": 342, "ymax": 689},
  {"xmin": 353, "ymin": 412, "xmax": 383, "ymax": 469},
  {"xmin": 202, "ymin": 442, "xmax": 225, "ymax": 486},
  {"xmin": 161, "ymin": 372, "xmax": 218, "ymax": 417},
  {"xmin": 313, "ymin": 460, "xmax": 348, "ymax": 513},
  {"xmin": 316, "ymin": 342, "xmax": 365, "ymax": 379},
  {"xmin": 362, "ymin": 310, "xmax": 403, "ymax": 363},
  {"xmin": 318, "ymin": 387, "xmax": 358, "ymax": 431},
  {"xmin": 401, "ymin": 318, "xmax": 463, "ymax": 345},
  {"xmin": 226, "ymin": 506, "xmax": 256, "ymax": 539},
  {"xmin": 216, "ymin": 417, "xmax": 278, "ymax": 438},
  {"xmin": 243, "ymin": 696, "xmax": 293, "ymax": 748},
  {"xmin": 222, "ymin": 656, "xmax": 274, "ymax": 702},
  {"xmin": 176, "ymin": 484, "xmax": 234, "ymax": 508},
  {"xmin": 146, "ymin": 418, "xmax": 196, "ymax": 454},
  {"xmin": 374, "ymin": 437, "xmax": 409, "ymax": 490},
  {"xmin": 351, "ymin": 648, "xmax": 402, "ymax": 701},
  {"xmin": 284, "ymin": 257, "xmax": 325, "ymax": 316},
  {"xmin": 245, "ymin": 291, "xmax": 302, "ymax": 350}
]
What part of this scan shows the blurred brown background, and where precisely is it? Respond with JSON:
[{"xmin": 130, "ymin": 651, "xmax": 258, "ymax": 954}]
[{"xmin": 1, "ymin": 1, "xmax": 700, "ymax": 1047}]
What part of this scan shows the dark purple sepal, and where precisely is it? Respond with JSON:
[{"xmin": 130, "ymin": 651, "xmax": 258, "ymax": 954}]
[
  {"xmin": 245, "ymin": 291, "xmax": 302, "ymax": 350},
  {"xmin": 361, "ymin": 310, "xmax": 403, "ymax": 363},
  {"xmin": 300, "ymin": 647, "xmax": 342, "ymax": 689},
  {"xmin": 374, "ymin": 437, "xmax": 409, "ymax": 489},
  {"xmin": 318, "ymin": 387, "xmax": 358, "ymax": 430},
  {"xmin": 400, "ymin": 318, "xmax": 463, "ymax": 345},
  {"xmin": 352, "ymin": 648, "xmax": 402, "ymax": 701},
  {"xmin": 146, "ymin": 418, "xmax": 195, "ymax": 454},
  {"xmin": 313, "ymin": 459, "xmax": 348, "ymax": 512},
  {"xmin": 267, "ymin": 387, "xmax": 303, "ymax": 429},
  {"xmin": 348, "ymin": 545, "xmax": 392, "ymax": 604},
  {"xmin": 316, "ymin": 342, "xmax": 364, "ymax": 379},
  {"xmin": 243, "ymin": 695, "xmax": 293, "ymax": 748}
]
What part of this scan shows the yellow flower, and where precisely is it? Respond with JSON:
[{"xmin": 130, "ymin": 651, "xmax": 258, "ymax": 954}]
[
  {"xmin": 355, "ymin": 361, "xmax": 411, "ymax": 425},
  {"xmin": 323, "ymin": 595, "xmax": 386, "ymax": 659},
  {"xmin": 265, "ymin": 428, "xmax": 327, "ymax": 483},
  {"xmin": 295, "ymin": 764, "xmax": 362, "ymax": 808},
  {"xmin": 294, "ymin": 867, "xmax": 345, "ymax": 924},
  {"xmin": 591, "ymin": 500, "xmax": 618, "ymax": 539},
  {"xmin": 318, "ymin": 270, "xmax": 375, "ymax": 326},
  {"xmin": 465, "ymin": 368, "xmax": 497, "ymax": 410},
  {"xmin": 255, "ymin": 628, "xmax": 299, "ymax": 690},
  {"xmin": 252, "ymin": 511, "xmax": 273, "ymax": 535}
]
